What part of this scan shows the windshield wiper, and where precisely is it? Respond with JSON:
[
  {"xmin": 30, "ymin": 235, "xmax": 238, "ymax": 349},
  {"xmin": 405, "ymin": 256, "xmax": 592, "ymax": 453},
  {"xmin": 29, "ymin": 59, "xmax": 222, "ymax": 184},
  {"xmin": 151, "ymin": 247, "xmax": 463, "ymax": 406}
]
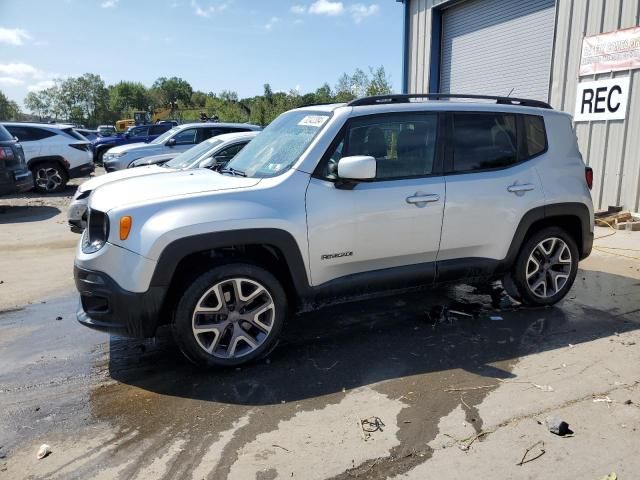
[{"xmin": 219, "ymin": 167, "xmax": 247, "ymax": 177}]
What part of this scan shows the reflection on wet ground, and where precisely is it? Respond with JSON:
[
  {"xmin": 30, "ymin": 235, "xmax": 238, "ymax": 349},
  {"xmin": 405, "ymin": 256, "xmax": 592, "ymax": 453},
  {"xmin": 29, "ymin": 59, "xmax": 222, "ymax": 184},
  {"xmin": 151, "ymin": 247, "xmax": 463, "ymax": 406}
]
[{"xmin": 1, "ymin": 265, "xmax": 638, "ymax": 479}]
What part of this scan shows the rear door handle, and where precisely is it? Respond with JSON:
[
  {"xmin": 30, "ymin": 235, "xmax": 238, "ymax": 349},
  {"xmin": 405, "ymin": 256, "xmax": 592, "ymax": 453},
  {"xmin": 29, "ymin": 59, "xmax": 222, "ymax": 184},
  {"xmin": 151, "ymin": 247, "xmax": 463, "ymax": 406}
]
[
  {"xmin": 406, "ymin": 193, "xmax": 440, "ymax": 206},
  {"xmin": 507, "ymin": 183, "xmax": 535, "ymax": 193}
]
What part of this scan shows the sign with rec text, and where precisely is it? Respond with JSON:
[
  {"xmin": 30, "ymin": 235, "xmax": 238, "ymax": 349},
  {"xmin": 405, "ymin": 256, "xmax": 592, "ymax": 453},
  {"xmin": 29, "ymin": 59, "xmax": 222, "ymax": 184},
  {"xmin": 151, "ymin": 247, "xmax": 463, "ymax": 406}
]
[
  {"xmin": 580, "ymin": 26, "xmax": 640, "ymax": 76},
  {"xmin": 574, "ymin": 77, "xmax": 630, "ymax": 121}
]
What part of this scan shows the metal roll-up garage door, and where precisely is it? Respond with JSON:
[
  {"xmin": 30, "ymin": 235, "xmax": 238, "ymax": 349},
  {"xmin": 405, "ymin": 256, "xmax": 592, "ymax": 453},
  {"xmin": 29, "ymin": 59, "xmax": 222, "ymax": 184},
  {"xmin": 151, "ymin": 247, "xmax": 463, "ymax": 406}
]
[{"xmin": 440, "ymin": 0, "xmax": 556, "ymax": 101}]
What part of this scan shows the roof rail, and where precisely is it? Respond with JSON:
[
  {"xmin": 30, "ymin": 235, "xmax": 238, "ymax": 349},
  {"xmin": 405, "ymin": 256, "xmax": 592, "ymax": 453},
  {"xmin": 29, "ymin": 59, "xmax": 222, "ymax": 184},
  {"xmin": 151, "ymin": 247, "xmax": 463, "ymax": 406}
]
[{"xmin": 347, "ymin": 93, "xmax": 552, "ymax": 109}]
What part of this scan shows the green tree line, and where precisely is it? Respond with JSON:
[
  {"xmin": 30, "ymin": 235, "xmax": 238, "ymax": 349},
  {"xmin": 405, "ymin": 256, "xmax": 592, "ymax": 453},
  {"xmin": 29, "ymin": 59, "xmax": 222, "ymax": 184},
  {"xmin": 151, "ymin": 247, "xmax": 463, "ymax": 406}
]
[{"xmin": 3, "ymin": 66, "xmax": 392, "ymax": 127}]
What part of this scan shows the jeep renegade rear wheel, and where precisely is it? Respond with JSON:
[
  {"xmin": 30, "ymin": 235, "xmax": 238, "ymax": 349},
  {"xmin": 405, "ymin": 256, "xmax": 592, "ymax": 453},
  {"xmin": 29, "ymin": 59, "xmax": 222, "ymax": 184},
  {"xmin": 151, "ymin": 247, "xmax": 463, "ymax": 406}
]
[
  {"xmin": 173, "ymin": 263, "xmax": 287, "ymax": 367},
  {"xmin": 512, "ymin": 227, "xmax": 579, "ymax": 306}
]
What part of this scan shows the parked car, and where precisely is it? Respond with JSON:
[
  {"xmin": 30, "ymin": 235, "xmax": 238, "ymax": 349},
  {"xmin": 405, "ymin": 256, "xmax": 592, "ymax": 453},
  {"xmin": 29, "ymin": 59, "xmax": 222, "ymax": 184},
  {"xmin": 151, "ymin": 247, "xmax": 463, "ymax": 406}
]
[
  {"xmin": 129, "ymin": 131, "xmax": 258, "ymax": 168},
  {"xmin": 67, "ymin": 132, "xmax": 258, "ymax": 231},
  {"xmin": 0, "ymin": 124, "xmax": 32, "ymax": 196},
  {"xmin": 97, "ymin": 125, "xmax": 116, "ymax": 137},
  {"xmin": 2, "ymin": 122, "xmax": 94, "ymax": 193},
  {"xmin": 76, "ymin": 129, "xmax": 99, "ymax": 141},
  {"xmin": 92, "ymin": 123, "xmax": 174, "ymax": 164},
  {"xmin": 75, "ymin": 94, "xmax": 594, "ymax": 367},
  {"xmin": 102, "ymin": 122, "xmax": 262, "ymax": 172}
]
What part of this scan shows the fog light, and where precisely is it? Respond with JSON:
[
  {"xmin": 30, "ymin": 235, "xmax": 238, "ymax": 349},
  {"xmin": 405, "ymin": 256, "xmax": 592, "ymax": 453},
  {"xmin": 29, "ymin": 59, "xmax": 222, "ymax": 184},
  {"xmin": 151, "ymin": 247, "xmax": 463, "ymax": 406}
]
[{"xmin": 119, "ymin": 216, "xmax": 132, "ymax": 240}]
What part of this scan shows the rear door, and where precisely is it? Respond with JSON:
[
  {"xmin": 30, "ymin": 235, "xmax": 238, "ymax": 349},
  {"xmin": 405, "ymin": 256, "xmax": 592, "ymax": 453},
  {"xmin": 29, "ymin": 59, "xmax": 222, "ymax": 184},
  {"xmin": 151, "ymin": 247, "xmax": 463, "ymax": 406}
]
[
  {"xmin": 438, "ymin": 111, "xmax": 547, "ymax": 276},
  {"xmin": 306, "ymin": 112, "xmax": 445, "ymax": 286}
]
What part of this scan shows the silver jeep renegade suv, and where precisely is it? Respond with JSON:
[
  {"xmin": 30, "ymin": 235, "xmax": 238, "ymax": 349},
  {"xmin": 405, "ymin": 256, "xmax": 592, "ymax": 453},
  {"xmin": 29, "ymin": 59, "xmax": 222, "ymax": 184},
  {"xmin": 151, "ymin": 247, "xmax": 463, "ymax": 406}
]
[{"xmin": 74, "ymin": 94, "xmax": 594, "ymax": 367}]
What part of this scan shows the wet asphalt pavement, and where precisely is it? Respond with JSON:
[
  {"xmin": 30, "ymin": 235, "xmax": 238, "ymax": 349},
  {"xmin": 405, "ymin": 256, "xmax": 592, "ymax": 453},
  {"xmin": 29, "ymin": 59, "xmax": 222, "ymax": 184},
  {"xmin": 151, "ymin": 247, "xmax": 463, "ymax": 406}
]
[{"xmin": 1, "ymin": 261, "xmax": 638, "ymax": 479}]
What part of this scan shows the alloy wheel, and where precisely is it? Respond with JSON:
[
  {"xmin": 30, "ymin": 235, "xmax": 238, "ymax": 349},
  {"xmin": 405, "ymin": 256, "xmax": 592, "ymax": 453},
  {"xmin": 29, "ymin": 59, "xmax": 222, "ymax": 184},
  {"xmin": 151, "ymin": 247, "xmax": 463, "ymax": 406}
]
[
  {"xmin": 525, "ymin": 237, "xmax": 572, "ymax": 298},
  {"xmin": 191, "ymin": 277, "xmax": 275, "ymax": 359},
  {"xmin": 35, "ymin": 167, "xmax": 63, "ymax": 192}
]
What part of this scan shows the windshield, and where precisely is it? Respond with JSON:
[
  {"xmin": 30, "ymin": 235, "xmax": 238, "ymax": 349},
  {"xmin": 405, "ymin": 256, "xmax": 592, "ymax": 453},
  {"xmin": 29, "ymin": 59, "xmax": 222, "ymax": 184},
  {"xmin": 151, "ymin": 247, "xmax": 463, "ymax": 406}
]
[
  {"xmin": 152, "ymin": 127, "xmax": 179, "ymax": 144},
  {"xmin": 165, "ymin": 138, "xmax": 224, "ymax": 169},
  {"xmin": 225, "ymin": 110, "xmax": 330, "ymax": 178}
]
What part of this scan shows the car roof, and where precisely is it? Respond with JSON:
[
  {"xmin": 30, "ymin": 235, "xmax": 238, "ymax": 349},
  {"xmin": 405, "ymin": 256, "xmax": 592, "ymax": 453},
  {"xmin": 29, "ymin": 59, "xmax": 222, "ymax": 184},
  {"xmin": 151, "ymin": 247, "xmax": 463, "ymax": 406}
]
[
  {"xmin": 1, "ymin": 122, "xmax": 69, "ymax": 130},
  {"xmin": 203, "ymin": 131, "xmax": 259, "ymax": 144},
  {"xmin": 175, "ymin": 122, "xmax": 262, "ymax": 130}
]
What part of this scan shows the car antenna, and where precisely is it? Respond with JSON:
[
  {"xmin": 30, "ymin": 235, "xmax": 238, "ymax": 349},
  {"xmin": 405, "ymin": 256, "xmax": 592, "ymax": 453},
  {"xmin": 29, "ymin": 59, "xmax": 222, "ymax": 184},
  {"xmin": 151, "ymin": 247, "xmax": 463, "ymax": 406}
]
[{"xmin": 506, "ymin": 88, "xmax": 515, "ymax": 97}]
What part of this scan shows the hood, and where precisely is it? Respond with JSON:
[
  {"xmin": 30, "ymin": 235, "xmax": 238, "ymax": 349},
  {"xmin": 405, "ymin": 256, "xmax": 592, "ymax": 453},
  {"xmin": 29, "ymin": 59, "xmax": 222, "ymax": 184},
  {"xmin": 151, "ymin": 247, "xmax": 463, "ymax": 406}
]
[
  {"xmin": 90, "ymin": 169, "xmax": 261, "ymax": 212},
  {"xmin": 107, "ymin": 142, "xmax": 153, "ymax": 154},
  {"xmin": 78, "ymin": 165, "xmax": 167, "ymax": 193},
  {"xmin": 131, "ymin": 153, "xmax": 176, "ymax": 166}
]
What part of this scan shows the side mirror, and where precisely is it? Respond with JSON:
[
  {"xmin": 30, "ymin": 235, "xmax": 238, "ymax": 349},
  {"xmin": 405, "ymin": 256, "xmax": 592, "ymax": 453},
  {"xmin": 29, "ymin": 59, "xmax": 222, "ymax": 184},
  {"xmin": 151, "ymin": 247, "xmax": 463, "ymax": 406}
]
[
  {"xmin": 166, "ymin": 138, "xmax": 176, "ymax": 147},
  {"xmin": 337, "ymin": 155, "xmax": 376, "ymax": 182},
  {"xmin": 198, "ymin": 158, "xmax": 215, "ymax": 169}
]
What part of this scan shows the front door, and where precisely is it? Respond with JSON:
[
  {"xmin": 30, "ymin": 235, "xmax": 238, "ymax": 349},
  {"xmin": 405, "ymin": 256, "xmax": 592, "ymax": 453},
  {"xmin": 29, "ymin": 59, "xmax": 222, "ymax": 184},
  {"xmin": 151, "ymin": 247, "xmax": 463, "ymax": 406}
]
[{"xmin": 305, "ymin": 112, "xmax": 445, "ymax": 286}]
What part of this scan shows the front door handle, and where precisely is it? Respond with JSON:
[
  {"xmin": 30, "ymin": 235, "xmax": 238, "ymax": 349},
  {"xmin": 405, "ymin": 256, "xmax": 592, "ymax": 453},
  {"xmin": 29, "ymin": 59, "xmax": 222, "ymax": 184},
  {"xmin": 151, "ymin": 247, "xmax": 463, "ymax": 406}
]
[
  {"xmin": 406, "ymin": 193, "xmax": 440, "ymax": 206},
  {"xmin": 507, "ymin": 183, "xmax": 535, "ymax": 193}
]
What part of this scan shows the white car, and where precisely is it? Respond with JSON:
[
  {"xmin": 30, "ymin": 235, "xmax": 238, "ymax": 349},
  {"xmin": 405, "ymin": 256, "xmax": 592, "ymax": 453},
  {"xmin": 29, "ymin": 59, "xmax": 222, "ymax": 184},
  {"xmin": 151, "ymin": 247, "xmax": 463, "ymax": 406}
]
[
  {"xmin": 67, "ymin": 131, "xmax": 258, "ymax": 231},
  {"xmin": 2, "ymin": 122, "xmax": 94, "ymax": 193}
]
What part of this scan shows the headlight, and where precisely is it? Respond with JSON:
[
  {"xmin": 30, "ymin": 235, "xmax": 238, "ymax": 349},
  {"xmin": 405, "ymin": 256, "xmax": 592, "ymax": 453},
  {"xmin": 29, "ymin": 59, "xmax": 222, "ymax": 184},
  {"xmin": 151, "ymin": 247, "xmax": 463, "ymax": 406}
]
[
  {"xmin": 75, "ymin": 189, "xmax": 91, "ymax": 200},
  {"xmin": 82, "ymin": 208, "xmax": 109, "ymax": 253}
]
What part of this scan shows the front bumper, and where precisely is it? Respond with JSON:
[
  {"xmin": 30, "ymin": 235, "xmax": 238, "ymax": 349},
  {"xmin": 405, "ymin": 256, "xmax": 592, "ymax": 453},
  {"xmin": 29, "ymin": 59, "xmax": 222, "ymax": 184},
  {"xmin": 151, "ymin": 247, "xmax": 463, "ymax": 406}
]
[
  {"xmin": 75, "ymin": 265, "xmax": 167, "ymax": 338},
  {"xmin": 68, "ymin": 162, "xmax": 95, "ymax": 179},
  {"xmin": 103, "ymin": 157, "xmax": 127, "ymax": 172}
]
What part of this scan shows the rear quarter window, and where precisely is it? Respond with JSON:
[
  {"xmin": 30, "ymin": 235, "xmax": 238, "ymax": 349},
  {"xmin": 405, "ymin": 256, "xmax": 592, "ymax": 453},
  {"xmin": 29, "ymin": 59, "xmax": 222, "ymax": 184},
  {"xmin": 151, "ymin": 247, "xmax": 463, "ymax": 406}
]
[{"xmin": 523, "ymin": 115, "xmax": 547, "ymax": 158}]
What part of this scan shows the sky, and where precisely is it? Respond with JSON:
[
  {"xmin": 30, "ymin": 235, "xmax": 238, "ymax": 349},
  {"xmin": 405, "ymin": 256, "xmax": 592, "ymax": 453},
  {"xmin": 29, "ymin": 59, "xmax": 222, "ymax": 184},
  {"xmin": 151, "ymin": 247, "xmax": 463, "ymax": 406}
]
[{"xmin": 0, "ymin": 0, "xmax": 403, "ymax": 108}]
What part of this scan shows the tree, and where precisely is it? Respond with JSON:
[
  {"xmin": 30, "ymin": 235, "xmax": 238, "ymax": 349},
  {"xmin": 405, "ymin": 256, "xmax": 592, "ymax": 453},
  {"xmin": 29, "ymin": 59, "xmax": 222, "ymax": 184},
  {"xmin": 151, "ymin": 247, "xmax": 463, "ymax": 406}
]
[
  {"xmin": 24, "ymin": 91, "xmax": 50, "ymax": 120},
  {"xmin": 151, "ymin": 77, "xmax": 193, "ymax": 111},
  {"xmin": 366, "ymin": 66, "xmax": 393, "ymax": 96},
  {"xmin": 109, "ymin": 81, "xmax": 150, "ymax": 116},
  {"xmin": 0, "ymin": 90, "xmax": 20, "ymax": 120},
  {"xmin": 190, "ymin": 90, "xmax": 208, "ymax": 108}
]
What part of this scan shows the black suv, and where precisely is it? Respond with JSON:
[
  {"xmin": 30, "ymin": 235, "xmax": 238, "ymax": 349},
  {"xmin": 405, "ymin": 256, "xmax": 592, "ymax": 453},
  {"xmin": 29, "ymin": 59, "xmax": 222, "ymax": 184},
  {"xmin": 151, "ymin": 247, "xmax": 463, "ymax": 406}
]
[{"xmin": 0, "ymin": 124, "xmax": 32, "ymax": 196}]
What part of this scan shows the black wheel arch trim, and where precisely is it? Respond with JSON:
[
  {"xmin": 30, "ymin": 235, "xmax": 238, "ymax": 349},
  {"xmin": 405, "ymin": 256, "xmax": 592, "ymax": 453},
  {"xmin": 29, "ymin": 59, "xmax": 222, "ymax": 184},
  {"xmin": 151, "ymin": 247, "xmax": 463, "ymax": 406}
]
[
  {"xmin": 503, "ymin": 202, "xmax": 593, "ymax": 270},
  {"xmin": 28, "ymin": 155, "xmax": 67, "ymax": 172},
  {"xmin": 149, "ymin": 228, "xmax": 312, "ymax": 294}
]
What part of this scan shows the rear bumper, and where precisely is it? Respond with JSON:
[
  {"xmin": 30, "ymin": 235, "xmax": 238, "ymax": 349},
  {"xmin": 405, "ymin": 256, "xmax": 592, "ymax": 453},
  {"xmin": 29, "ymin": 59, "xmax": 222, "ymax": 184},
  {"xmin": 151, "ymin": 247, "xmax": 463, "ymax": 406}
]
[
  {"xmin": 581, "ymin": 230, "xmax": 594, "ymax": 260},
  {"xmin": 14, "ymin": 169, "xmax": 33, "ymax": 192},
  {"xmin": 75, "ymin": 265, "xmax": 167, "ymax": 338},
  {"xmin": 68, "ymin": 162, "xmax": 95, "ymax": 179}
]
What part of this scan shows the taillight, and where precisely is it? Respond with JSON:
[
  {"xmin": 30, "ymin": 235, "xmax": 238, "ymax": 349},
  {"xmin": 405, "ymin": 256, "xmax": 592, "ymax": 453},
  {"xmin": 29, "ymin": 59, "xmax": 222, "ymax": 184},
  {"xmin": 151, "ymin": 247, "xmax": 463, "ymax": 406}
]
[
  {"xmin": 69, "ymin": 143, "xmax": 89, "ymax": 151},
  {"xmin": 0, "ymin": 147, "xmax": 14, "ymax": 161},
  {"xmin": 585, "ymin": 167, "xmax": 593, "ymax": 190}
]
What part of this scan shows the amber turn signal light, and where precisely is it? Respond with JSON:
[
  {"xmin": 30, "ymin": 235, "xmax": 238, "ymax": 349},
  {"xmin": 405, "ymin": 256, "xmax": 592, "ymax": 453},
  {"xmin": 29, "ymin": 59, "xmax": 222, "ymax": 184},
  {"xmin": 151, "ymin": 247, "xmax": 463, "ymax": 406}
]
[{"xmin": 119, "ymin": 216, "xmax": 132, "ymax": 240}]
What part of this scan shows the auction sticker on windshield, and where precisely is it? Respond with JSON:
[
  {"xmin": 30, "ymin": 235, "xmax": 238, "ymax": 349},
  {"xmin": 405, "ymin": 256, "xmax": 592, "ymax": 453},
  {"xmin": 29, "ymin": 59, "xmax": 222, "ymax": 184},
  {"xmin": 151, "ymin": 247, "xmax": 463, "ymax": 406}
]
[{"xmin": 298, "ymin": 115, "xmax": 328, "ymax": 127}]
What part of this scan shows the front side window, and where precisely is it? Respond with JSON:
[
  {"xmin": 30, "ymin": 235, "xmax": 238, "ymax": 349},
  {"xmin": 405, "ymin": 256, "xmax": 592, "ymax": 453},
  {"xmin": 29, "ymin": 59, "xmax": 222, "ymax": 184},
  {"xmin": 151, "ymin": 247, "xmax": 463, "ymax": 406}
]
[
  {"xmin": 0, "ymin": 125, "xmax": 13, "ymax": 141},
  {"xmin": 319, "ymin": 113, "xmax": 438, "ymax": 180},
  {"xmin": 451, "ymin": 113, "xmax": 517, "ymax": 173},
  {"xmin": 215, "ymin": 143, "xmax": 245, "ymax": 160},
  {"xmin": 225, "ymin": 110, "xmax": 330, "ymax": 178},
  {"xmin": 5, "ymin": 126, "xmax": 34, "ymax": 142},
  {"xmin": 152, "ymin": 127, "xmax": 179, "ymax": 144},
  {"xmin": 172, "ymin": 128, "xmax": 197, "ymax": 145}
]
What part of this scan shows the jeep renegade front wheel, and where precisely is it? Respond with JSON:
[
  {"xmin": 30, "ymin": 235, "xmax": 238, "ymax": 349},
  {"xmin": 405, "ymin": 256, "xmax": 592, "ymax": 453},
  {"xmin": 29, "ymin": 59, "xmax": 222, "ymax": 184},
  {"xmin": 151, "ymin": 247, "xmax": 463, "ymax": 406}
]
[
  {"xmin": 173, "ymin": 263, "xmax": 287, "ymax": 367},
  {"xmin": 511, "ymin": 227, "xmax": 579, "ymax": 307}
]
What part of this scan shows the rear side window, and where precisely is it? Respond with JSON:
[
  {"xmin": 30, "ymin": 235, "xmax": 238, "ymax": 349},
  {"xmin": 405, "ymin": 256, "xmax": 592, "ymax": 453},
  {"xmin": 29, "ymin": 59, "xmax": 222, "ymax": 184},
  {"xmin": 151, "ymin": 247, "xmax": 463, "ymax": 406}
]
[
  {"xmin": 0, "ymin": 125, "xmax": 13, "ymax": 141},
  {"xmin": 62, "ymin": 128, "xmax": 87, "ymax": 141},
  {"xmin": 523, "ymin": 115, "xmax": 547, "ymax": 158},
  {"xmin": 149, "ymin": 124, "xmax": 171, "ymax": 135},
  {"xmin": 451, "ymin": 113, "xmax": 517, "ymax": 173}
]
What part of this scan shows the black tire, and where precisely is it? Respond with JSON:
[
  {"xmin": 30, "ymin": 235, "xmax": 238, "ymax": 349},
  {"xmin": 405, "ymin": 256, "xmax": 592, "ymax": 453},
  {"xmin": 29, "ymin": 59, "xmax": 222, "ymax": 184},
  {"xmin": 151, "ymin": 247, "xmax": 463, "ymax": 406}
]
[
  {"xmin": 172, "ymin": 263, "xmax": 288, "ymax": 368},
  {"xmin": 31, "ymin": 161, "xmax": 68, "ymax": 193},
  {"xmin": 96, "ymin": 149, "xmax": 106, "ymax": 165},
  {"xmin": 511, "ymin": 227, "xmax": 579, "ymax": 306}
]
